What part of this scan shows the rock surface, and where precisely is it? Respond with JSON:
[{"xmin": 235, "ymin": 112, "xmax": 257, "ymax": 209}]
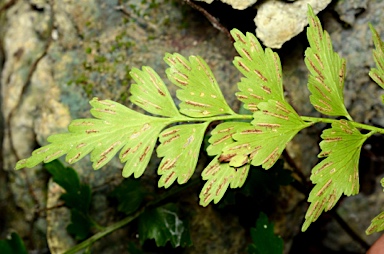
[
  {"xmin": 1, "ymin": 0, "xmax": 384, "ymax": 253},
  {"xmin": 255, "ymin": 0, "xmax": 331, "ymax": 48}
]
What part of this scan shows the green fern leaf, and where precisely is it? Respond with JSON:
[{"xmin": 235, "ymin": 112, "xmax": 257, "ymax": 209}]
[
  {"xmin": 220, "ymin": 100, "xmax": 310, "ymax": 169},
  {"xmin": 206, "ymin": 122, "xmax": 250, "ymax": 156},
  {"xmin": 302, "ymin": 120, "xmax": 369, "ymax": 231},
  {"xmin": 369, "ymin": 24, "xmax": 384, "ymax": 99},
  {"xmin": 199, "ymin": 156, "xmax": 249, "ymax": 206},
  {"xmin": 367, "ymin": 211, "xmax": 384, "ymax": 235},
  {"xmin": 231, "ymin": 29, "xmax": 284, "ymax": 112},
  {"xmin": 16, "ymin": 98, "xmax": 169, "ymax": 179},
  {"xmin": 130, "ymin": 66, "xmax": 180, "ymax": 117},
  {"xmin": 164, "ymin": 53, "xmax": 235, "ymax": 117},
  {"xmin": 305, "ymin": 6, "xmax": 351, "ymax": 119},
  {"xmin": 366, "ymin": 178, "xmax": 384, "ymax": 235},
  {"xmin": 157, "ymin": 123, "xmax": 209, "ymax": 188}
]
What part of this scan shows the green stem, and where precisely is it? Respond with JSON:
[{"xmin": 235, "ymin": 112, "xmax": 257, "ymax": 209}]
[
  {"xmin": 171, "ymin": 113, "xmax": 253, "ymax": 124},
  {"xmin": 300, "ymin": 116, "xmax": 384, "ymax": 134},
  {"xmin": 63, "ymin": 178, "xmax": 201, "ymax": 254}
]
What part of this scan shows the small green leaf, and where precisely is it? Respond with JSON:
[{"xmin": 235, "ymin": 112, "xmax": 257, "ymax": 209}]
[
  {"xmin": 157, "ymin": 123, "xmax": 209, "ymax": 188},
  {"xmin": 110, "ymin": 179, "xmax": 146, "ymax": 215},
  {"xmin": 305, "ymin": 6, "xmax": 351, "ymax": 119},
  {"xmin": 369, "ymin": 24, "xmax": 384, "ymax": 90},
  {"xmin": 200, "ymin": 156, "xmax": 249, "ymax": 206},
  {"xmin": 207, "ymin": 122, "xmax": 250, "ymax": 156},
  {"xmin": 248, "ymin": 213, "xmax": 283, "ymax": 254},
  {"xmin": 138, "ymin": 203, "xmax": 192, "ymax": 248},
  {"xmin": 164, "ymin": 53, "xmax": 235, "ymax": 117},
  {"xmin": 366, "ymin": 178, "xmax": 384, "ymax": 235},
  {"xmin": 231, "ymin": 29, "xmax": 284, "ymax": 112},
  {"xmin": 221, "ymin": 100, "xmax": 310, "ymax": 169},
  {"xmin": 130, "ymin": 66, "xmax": 180, "ymax": 117},
  {"xmin": 16, "ymin": 98, "xmax": 170, "ymax": 179},
  {"xmin": 45, "ymin": 160, "xmax": 91, "ymax": 214},
  {"xmin": 67, "ymin": 209, "xmax": 93, "ymax": 241},
  {"xmin": 302, "ymin": 120, "xmax": 370, "ymax": 231},
  {"xmin": 366, "ymin": 211, "xmax": 384, "ymax": 235},
  {"xmin": 0, "ymin": 233, "xmax": 28, "ymax": 254},
  {"xmin": 45, "ymin": 160, "xmax": 94, "ymax": 240}
]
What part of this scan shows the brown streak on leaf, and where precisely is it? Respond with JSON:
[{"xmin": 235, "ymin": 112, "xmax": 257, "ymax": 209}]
[
  {"xmin": 275, "ymin": 101, "xmax": 290, "ymax": 114},
  {"xmin": 235, "ymin": 33, "xmax": 246, "ymax": 44},
  {"xmin": 68, "ymin": 153, "xmax": 81, "ymax": 164},
  {"xmin": 241, "ymin": 48, "xmax": 252, "ymax": 60},
  {"xmin": 240, "ymin": 129, "xmax": 262, "ymax": 134},
  {"xmin": 257, "ymin": 123, "xmax": 281, "ymax": 128},
  {"xmin": 326, "ymin": 189, "xmax": 337, "ymax": 211},
  {"xmin": 307, "ymin": 200, "xmax": 319, "ymax": 219},
  {"xmin": 96, "ymin": 156, "xmax": 107, "ymax": 168},
  {"xmin": 95, "ymin": 108, "xmax": 116, "ymax": 114},
  {"xmin": 216, "ymin": 178, "xmax": 228, "ymax": 196},
  {"xmin": 148, "ymin": 70, "xmax": 166, "ymax": 96},
  {"xmin": 315, "ymin": 161, "xmax": 333, "ymax": 175},
  {"xmin": 314, "ymin": 84, "xmax": 331, "ymax": 101},
  {"xmin": 101, "ymin": 141, "xmax": 121, "ymax": 157},
  {"xmin": 162, "ymin": 129, "xmax": 179, "ymax": 137},
  {"xmin": 163, "ymin": 134, "xmax": 180, "ymax": 145},
  {"xmin": 273, "ymin": 53, "xmax": 282, "ymax": 80},
  {"xmin": 314, "ymin": 105, "xmax": 331, "ymax": 112},
  {"xmin": 238, "ymin": 60, "xmax": 250, "ymax": 72},
  {"xmin": 176, "ymin": 55, "xmax": 191, "ymax": 71},
  {"xmin": 219, "ymin": 153, "xmax": 236, "ymax": 162},
  {"xmin": 174, "ymin": 76, "xmax": 188, "ymax": 86},
  {"xmin": 139, "ymin": 146, "xmax": 151, "ymax": 162},
  {"xmin": 262, "ymin": 147, "xmax": 279, "ymax": 165},
  {"xmin": 324, "ymin": 137, "xmax": 342, "ymax": 142},
  {"xmin": 121, "ymin": 148, "xmax": 131, "ymax": 159},
  {"xmin": 217, "ymin": 127, "xmax": 234, "ymax": 133},
  {"xmin": 262, "ymin": 86, "xmax": 271, "ymax": 94},
  {"xmin": 164, "ymin": 171, "xmax": 176, "ymax": 185},
  {"xmin": 161, "ymin": 157, "xmax": 178, "ymax": 170},
  {"xmin": 73, "ymin": 121, "xmax": 94, "ymax": 126},
  {"xmin": 44, "ymin": 150, "xmax": 63, "ymax": 162},
  {"xmin": 254, "ymin": 69, "xmax": 268, "ymax": 82},
  {"xmin": 339, "ymin": 61, "xmax": 346, "ymax": 87},
  {"xmin": 227, "ymin": 143, "xmax": 250, "ymax": 151},
  {"xmin": 185, "ymin": 100, "xmax": 210, "ymax": 108},
  {"xmin": 249, "ymin": 147, "xmax": 261, "ymax": 160},
  {"xmin": 131, "ymin": 142, "xmax": 142, "ymax": 154},
  {"xmin": 308, "ymin": 58, "xmax": 325, "ymax": 80},
  {"xmin": 76, "ymin": 143, "xmax": 86, "ymax": 148},
  {"xmin": 250, "ymin": 93, "xmax": 263, "ymax": 100},
  {"xmin": 213, "ymin": 134, "xmax": 232, "ymax": 146},
  {"xmin": 205, "ymin": 163, "xmax": 220, "ymax": 176},
  {"xmin": 262, "ymin": 110, "xmax": 289, "ymax": 120},
  {"xmin": 316, "ymin": 179, "xmax": 332, "ymax": 196},
  {"xmin": 86, "ymin": 129, "xmax": 99, "ymax": 134},
  {"xmin": 313, "ymin": 53, "xmax": 324, "ymax": 69}
]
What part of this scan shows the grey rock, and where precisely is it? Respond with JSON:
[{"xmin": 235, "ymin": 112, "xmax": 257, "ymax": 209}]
[{"xmin": 255, "ymin": 0, "xmax": 331, "ymax": 48}]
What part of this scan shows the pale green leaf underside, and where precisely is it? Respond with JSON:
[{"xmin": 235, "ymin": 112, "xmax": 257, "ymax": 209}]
[
  {"xmin": 157, "ymin": 123, "xmax": 209, "ymax": 188},
  {"xmin": 16, "ymin": 98, "xmax": 169, "ymax": 179},
  {"xmin": 206, "ymin": 121, "xmax": 250, "ymax": 156},
  {"xmin": 305, "ymin": 7, "xmax": 350, "ymax": 119},
  {"xmin": 231, "ymin": 29, "xmax": 284, "ymax": 112},
  {"xmin": 164, "ymin": 53, "xmax": 235, "ymax": 117},
  {"xmin": 302, "ymin": 120, "xmax": 368, "ymax": 231},
  {"xmin": 367, "ymin": 211, "xmax": 384, "ymax": 235},
  {"xmin": 221, "ymin": 100, "xmax": 310, "ymax": 169},
  {"xmin": 130, "ymin": 66, "xmax": 180, "ymax": 117},
  {"xmin": 366, "ymin": 178, "xmax": 384, "ymax": 235},
  {"xmin": 369, "ymin": 24, "xmax": 384, "ymax": 91},
  {"xmin": 200, "ymin": 155, "xmax": 249, "ymax": 206}
]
